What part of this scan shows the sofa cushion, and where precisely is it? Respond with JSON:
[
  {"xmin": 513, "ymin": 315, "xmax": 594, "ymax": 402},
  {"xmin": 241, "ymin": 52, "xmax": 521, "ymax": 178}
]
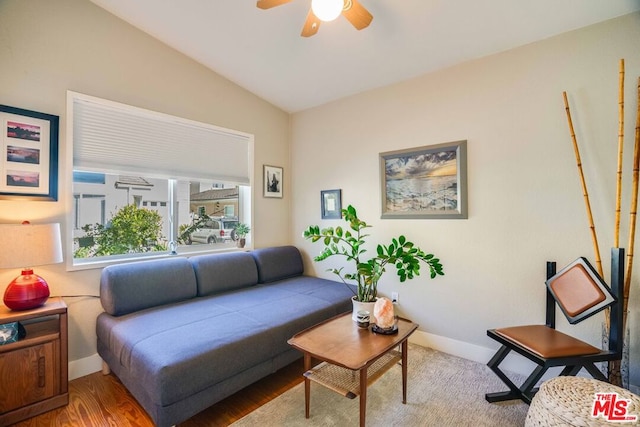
[
  {"xmin": 100, "ymin": 257, "xmax": 197, "ymax": 316},
  {"xmin": 96, "ymin": 276, "xmax": 353, "ymax": 407},
  {"xmin": 190, "ymin": 251, "xmax": 258, "ymax": 296},
  {"xmin": 250, "ymin": 246, "xmax": 304, "ymax": 283},
  {"xmin": 236, "ymin": 277, "xmax": 355, "ymax": 353},
  {"xmin": 99, "ymin": 297, "xmax": 277, "ymax": 406}
]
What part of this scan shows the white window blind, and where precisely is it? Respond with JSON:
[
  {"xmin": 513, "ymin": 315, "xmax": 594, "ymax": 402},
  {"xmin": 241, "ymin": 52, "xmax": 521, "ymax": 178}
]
[{"xmin": 71, "ymin": 92, "xmax": 251, "ymax": 184}]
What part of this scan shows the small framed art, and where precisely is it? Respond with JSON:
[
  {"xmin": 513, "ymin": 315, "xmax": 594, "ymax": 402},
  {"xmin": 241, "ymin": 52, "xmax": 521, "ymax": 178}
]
[
  {"xmin": 263, "ymin": 165, "xmax": 283, "ymax": 198},
  {"xmin": 321, "ymin": 189, "xmax": 342, "ymax": 219},
  {"xmin": 0, "ymin": 105, "xmax": 59, "ymax": 201}
]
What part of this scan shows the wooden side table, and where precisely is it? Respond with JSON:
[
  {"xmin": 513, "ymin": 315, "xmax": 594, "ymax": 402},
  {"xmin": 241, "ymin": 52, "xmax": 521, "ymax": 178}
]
[
  {"xmin": 0, "ymin": 297, "xmax": 68, "ymax": 425},
  {"xmin": 288, "ymin": 313, "xmax": 418, "ymax": 427}
]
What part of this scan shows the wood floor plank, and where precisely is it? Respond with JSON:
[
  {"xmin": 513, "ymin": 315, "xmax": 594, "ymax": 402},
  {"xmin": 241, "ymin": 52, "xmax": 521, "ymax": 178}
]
[{"xmin": 10, "ymin": 359, "xmax": 306, "ymax": 426}]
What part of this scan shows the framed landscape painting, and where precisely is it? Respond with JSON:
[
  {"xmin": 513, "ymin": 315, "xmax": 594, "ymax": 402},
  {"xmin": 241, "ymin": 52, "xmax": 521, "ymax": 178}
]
[
  {"xmin": 380, "ymin": 140, "xmax": 467, "ymax": 219},
  {"xmin": 0, "ymin": 105, "xmax": 59, "ymax": 201}
]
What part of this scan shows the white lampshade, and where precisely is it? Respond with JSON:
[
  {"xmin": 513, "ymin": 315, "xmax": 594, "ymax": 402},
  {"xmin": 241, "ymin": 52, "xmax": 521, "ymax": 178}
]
[
  {"xmin": 0, "ymin": 223, "xmax": 63, "ymax": 269},
  {"xmin": 311, "ymin": 0, "xmax": 344, "ymax": 22}
]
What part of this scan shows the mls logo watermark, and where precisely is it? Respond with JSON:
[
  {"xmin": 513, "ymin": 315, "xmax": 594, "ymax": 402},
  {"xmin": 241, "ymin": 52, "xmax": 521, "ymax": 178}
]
[{"xmin": 592, "ymin": 392, "xmax": 639, "ymax": 422}]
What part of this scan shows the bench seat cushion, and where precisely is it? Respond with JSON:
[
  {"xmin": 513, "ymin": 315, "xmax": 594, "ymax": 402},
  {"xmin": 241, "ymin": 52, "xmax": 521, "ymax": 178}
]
[{"xmin": 96, "ymin": 275, "xmax": 354, "ymax": 407}]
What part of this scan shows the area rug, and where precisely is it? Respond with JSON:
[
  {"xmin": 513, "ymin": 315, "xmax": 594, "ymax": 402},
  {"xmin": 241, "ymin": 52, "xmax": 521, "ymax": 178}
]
[{"xmin": 232, "ymin": 344, "xmax": 528, "ymax": 426}]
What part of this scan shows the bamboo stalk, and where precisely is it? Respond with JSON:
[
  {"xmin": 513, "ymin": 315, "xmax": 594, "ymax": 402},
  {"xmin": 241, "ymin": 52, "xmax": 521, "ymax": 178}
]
[
  {"xmin": 625, "ymin": 77, "xmax": 640, "ymax": 322},
  {"xmin": 609, "ymin": 76, "xmax": 640, "ymax": 388},
  {"xmin": 563, "ymin": 91, "xmax": 604, "ymax": 277},
  {"xmin": 608, "ymin": 61, "xmax": 626, "ymax": 386},
  {"xmin": 615, "ymin": 59, "xmax": 625, "ymax": 247}
]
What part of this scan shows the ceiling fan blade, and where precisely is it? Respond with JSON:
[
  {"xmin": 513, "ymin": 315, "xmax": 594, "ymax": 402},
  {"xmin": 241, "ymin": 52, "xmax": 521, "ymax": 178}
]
[
  {"xmin": 301, "ymin": 9, "xmax": 321, "ymax": 37},
  {"xmin": 256, "ymin": 0, "xmax": 293, "ymax": 10},
  {"xmin": 342, "ymin": 0, "xmax": 373, "ymax": 30}
]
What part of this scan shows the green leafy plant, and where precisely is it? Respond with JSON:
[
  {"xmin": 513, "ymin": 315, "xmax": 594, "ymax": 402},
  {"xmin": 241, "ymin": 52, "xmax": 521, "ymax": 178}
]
[
  {"xmin": 303, "ymin": 205, "xmax": 444, "ymax": 302},
  {"xmin": 234, "ymin": 223, "xmax": 250, "ymax": 239},
  {"xmin": 74, "ymin": 204, "xmax": 167, "ymax": 258}
]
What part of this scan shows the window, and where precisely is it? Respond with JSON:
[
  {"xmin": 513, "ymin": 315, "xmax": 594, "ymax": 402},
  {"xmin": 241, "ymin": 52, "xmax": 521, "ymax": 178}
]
[{"xmin": 69, "ymin": 92, "xmax": 253, "ymax": 267}]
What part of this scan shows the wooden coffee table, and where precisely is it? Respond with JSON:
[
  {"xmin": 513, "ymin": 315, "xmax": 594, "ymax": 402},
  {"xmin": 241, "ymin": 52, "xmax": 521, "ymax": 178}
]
[{"xmin": 287, "ymin": 313, "xmax": 418, "ymax": 427}]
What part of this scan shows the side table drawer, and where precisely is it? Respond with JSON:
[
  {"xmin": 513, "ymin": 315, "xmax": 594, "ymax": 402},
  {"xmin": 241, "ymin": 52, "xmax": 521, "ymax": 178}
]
[{"xmin": 0, "ymin": 341, "xmax": 57, "ymax": 413}]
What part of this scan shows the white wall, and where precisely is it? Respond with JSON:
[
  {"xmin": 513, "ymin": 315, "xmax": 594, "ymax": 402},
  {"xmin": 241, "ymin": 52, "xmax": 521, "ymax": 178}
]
[
  {"xmin": 0, "ymin": 0, "xmax": 291, "ymax": 376},
  {"xmin": 291, "ymin": 13, "xmax": 640, "ymax": 388},
  {"xmin": 2, "ymin": 0, "xmax": 638, "ymax": 390}
]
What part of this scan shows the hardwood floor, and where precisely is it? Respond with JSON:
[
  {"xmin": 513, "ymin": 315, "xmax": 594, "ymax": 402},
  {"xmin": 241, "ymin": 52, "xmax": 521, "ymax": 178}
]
[{"xmin": 12, "ymin": 359, "xmax": 306, "ymax": 427}]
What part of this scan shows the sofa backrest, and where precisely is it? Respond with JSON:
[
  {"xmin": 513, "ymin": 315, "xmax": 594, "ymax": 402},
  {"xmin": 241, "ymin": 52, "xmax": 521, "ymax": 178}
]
[
  {"xmin": 250, "ymin": 246, "xmax": 304, "ymax": 283},
  {"xmin": 189, "ymin": 251, "xmax": 259, "ymax": 296},
  {"xmin": 100, "ymin": 257, "xmax": 197, "ymax": 316},
  {"xmin": 98, "ymin": 246, "xmax": 304, "ymax": 315}
]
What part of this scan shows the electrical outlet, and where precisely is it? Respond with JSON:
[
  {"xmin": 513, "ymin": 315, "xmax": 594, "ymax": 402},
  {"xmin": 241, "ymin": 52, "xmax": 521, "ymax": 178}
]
[{"xmin": 391, "ymin": 292, "xmax": 399, "ymax": 304}]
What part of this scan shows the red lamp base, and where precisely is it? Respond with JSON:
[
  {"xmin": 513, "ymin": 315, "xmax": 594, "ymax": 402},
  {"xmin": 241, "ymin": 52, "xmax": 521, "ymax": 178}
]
[{"xmin": 3, "ymin": 269, "xmax": 50, "ymax": 311}]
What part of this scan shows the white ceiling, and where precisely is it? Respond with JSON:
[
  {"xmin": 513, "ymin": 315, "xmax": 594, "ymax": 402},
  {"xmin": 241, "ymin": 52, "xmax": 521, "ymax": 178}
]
[{"xmin": 89, "ymin": 0, "xmax": 640, "ymax": 113}]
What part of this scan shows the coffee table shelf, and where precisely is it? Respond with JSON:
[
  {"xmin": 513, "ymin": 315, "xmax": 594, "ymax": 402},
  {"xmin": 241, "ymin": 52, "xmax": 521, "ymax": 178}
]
[{"xmin": 304, "ymin": 349, "xmax": 401, "ymax": 399}]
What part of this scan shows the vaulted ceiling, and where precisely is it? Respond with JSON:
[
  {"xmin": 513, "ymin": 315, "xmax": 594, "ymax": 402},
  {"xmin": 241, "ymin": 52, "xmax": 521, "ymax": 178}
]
[{"xmin": 90, "ymin": 0, "xmax": 640, "ymax": 113}]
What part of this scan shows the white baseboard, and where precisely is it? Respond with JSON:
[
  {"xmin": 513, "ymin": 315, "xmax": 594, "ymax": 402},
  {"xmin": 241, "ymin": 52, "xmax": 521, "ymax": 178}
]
[
  {"xmin": 69, "ymin": 353, "xmax": 103, "ymax": 381},
  {"xmin": 409, "ymin": 329, "xmax": 541, "ymax": 377},
  {"xmin": 409, "ymin": 330, "xmax": 640, "ymax": 390},
  {"xmin": 69, "ymin": 331, "xmax": 640, "ymax": 393},
  {"xmin": 69, "ymin": 334, "xmax": 509, "ymax": 382}
]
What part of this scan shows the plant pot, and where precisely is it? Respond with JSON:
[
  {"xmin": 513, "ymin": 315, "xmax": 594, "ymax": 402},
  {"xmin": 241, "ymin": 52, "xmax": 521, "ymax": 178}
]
[
  {"xmin": 237, "ymin": 238, "xmax": 246, "ymax": 248},
  {"xmin": 352, "ymin": 296, "xmax": 377, "ymax": 324}
]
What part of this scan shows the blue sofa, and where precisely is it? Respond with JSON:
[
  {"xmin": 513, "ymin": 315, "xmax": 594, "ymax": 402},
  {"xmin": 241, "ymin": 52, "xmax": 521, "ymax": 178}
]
[{"xmin": 96, "ymin": 246, "xmax": 354, "ymax": 426}]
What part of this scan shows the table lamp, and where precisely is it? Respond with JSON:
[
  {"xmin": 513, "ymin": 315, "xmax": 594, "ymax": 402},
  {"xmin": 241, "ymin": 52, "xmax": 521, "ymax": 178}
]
[{"xmin": 0, "ymin": 222, "xmax": 63, "ymax": 310}]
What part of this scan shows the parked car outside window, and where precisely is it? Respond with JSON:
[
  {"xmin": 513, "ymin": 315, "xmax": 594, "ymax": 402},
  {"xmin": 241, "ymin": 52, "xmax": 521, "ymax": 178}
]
[{"xmin": 189, "ymin": 217, "xmax": 238, "ymax": 244}]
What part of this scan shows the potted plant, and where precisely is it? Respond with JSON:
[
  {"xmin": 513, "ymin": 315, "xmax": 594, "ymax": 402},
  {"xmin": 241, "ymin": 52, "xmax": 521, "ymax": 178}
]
[
  {"xmin": 234, "ymin": 223, "xmax": 250, "ymax": 248},
  {"xmin": 303, "ymin": 205, "xmax": 444, "ymax": 317}
]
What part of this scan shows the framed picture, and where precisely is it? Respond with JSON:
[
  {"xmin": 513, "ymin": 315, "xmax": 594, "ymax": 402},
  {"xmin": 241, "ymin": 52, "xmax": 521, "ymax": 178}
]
[
  {"xmin": 0, "ymin": 105, "xmax": 59, "ymax": 201},
  {"xmin": 380, "ymin": 140, "xmax": 467, "ymax": 219},
  {"xmin": 321, "ymin": 189, "xmax": 342, "ymax": 219},
  {"xmin": 263, "ymin": 165, "xmax": 283, "ymax": 198}
]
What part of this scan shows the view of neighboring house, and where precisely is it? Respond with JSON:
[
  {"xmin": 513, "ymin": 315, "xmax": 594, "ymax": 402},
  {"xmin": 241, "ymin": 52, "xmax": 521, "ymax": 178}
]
[
  {"xmin": 189, "ymin": 186, "xmax": 239, "ymax": 218},
  {"xmin": 73, "ymin": 172, "xmax": 238, "ymax": 253}
]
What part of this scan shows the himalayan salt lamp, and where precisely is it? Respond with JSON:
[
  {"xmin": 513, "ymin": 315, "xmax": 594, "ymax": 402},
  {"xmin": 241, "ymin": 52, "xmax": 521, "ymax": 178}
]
[{"xmin": 374, "ymin": 297, "xmax": 395, "ymax": 329}]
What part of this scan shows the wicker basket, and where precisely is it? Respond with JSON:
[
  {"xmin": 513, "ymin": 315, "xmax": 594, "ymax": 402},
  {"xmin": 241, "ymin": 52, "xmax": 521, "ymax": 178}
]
[{"xmin": 525, "ymin": 376, "xmax": 640, "ymax": 426}]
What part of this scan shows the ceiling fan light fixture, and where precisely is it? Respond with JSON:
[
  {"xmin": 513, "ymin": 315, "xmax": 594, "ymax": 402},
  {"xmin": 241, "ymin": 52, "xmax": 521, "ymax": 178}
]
[{"xmin": 311, "ymin": 0, "xmax": 343, "ymax": 22}]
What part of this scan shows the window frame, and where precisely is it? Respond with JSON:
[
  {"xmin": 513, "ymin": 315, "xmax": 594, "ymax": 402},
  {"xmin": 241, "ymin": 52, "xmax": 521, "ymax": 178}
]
[{"xmin": 67, "ymin": 92, "xmax": 254, "ymax": 271}]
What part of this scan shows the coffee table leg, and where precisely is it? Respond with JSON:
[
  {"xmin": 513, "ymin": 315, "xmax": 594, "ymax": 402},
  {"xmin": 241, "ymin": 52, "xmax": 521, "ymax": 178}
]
[
  {"xmin": 304, "ymin": 353, "xmax": 311, "ymax": 419},
  {"xmin": 359, "ymin": 367, "xmax": 367, "ymax": 427},
  {"xmin": 402, "ymin": 340, "xmax": 408, "ymax": 404}
]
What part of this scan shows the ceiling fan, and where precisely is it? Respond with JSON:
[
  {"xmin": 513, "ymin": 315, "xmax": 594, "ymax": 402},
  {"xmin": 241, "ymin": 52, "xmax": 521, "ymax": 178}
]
[{"xmin": 257, "ymin": 0, "xmax": 373, "ymax": 37}]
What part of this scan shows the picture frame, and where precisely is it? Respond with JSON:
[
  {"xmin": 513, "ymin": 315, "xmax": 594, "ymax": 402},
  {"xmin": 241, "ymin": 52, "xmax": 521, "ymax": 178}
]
[
  {"xmin": 263, "ymin": 164, "xmax": 283, "ymax": 198},
  {"xmin": 0, "ymin": 105, "xmax": 59, "ymax": 201},
  {"xmin": 321, "ymin": 189, "xmax": 342, "ymax": 219},
  {"xmin": 380, "ymin": 140, "xmax": 467, "ymax": 219}
]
